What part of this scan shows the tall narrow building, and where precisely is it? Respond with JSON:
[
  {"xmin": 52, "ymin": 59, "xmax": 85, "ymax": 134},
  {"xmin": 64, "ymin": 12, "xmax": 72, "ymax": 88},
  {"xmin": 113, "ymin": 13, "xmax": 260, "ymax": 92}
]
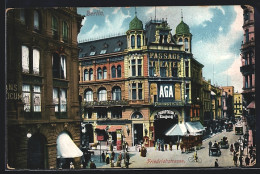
[
  {"xmin": 240, "ymin": 5, "xmax": 255, "ymax": 146},
  {"xmin": 6, "ymin": 8, "xmax": 83, "ymax": 169}
]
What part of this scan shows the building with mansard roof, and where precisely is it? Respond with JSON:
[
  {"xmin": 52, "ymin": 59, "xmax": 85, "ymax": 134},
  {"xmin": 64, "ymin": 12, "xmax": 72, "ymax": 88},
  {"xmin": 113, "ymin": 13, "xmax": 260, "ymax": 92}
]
[{"xmin": 78, "ymin": 14, "xmax": 204, "ymax": 148}]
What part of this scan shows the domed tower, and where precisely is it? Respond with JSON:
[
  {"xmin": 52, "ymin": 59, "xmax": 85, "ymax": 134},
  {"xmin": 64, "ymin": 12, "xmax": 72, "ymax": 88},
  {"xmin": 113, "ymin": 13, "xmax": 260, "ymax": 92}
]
[
  {"xmin": 126, "ymin": 14, "xmax": 145, "ymax": 50},
  {"xmin": 174, "ymin": 14, "xmax": 192, "ymax": 53}
]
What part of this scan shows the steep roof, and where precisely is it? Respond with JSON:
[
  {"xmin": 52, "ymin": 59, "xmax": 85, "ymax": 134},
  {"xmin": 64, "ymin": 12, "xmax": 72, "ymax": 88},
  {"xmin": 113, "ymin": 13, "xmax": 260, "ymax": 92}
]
[
  {"xmin": 176, "ymin": 20, "xmax": 190, "ymax": 35},
  {"xmin": 78, "ymin": 35, "xmax": 127, "ymax": 58},
  {"xmin": 129, "ymin": 16, "xmax": 143, "ymax": 30}
]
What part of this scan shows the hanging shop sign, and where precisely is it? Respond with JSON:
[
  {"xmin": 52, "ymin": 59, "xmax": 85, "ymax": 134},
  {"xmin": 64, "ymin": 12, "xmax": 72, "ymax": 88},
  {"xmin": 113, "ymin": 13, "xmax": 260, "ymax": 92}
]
[{"xmin": 155, "ymin": 110, "xmax": 178, "ymax": 119}]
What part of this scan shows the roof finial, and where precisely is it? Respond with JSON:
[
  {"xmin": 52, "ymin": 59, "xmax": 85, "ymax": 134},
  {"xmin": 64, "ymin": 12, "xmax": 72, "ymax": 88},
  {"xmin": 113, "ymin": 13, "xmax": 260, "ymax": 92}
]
[{"xmin": 181, "ymin": 9, "xmax": 183, "ymax": 21}]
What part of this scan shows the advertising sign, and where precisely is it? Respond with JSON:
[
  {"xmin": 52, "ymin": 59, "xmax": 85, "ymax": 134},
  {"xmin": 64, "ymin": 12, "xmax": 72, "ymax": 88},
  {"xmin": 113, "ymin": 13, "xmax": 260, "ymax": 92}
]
[{"xmin": 158, "ymin": 83, "xmax": 175, "ymax": 102}]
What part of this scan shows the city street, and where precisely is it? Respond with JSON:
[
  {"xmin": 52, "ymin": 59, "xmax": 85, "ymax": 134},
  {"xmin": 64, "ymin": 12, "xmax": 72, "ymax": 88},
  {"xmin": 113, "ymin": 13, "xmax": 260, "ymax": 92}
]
[{"xmin": 86, "ymin": 123, "xmax": 251, "ymax": 169}]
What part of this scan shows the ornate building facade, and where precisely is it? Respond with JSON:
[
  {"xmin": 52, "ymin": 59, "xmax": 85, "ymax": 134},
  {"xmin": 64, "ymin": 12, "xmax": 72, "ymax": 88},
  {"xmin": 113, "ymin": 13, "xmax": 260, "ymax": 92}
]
[
  {"xmin": 79, "ymin": 15, "xmax": 204, "ymax": 148},
  {"xmin": 240, "ymin": 5, "xmax": 255, "ymax": 146},
  {"xmin": 6, "ymin": 8, "xmax": 83, "ymax": 169}
]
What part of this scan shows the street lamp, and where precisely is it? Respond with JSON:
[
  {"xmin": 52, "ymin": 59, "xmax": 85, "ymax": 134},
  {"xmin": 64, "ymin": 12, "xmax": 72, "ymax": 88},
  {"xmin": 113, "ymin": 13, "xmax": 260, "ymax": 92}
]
[{"xmin": 27, "ymin": 130, "xmax": 32, "ymax": 139}]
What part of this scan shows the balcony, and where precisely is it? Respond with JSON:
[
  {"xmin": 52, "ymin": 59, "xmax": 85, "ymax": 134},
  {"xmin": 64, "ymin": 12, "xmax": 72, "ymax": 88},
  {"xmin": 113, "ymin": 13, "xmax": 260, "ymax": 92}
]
[
  {"xmin": 241, "ymin": 40, "xmax": 255, "ymax": 50},
  {"xmin": 240, "ymin": 64, "xmax": 255, "ymax": 74},
  {"xmin": 83, "ymin": 100, "xmax": 129, "ymax": 107}
]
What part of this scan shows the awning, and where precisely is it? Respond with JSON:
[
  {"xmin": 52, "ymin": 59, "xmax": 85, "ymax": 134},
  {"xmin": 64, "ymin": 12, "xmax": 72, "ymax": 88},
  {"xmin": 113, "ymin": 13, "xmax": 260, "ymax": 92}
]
[
  {"xmin": 211, "ymin": 91, "xmax": 216, "ymax": 95},
  {"xmin": 185, "ymin": 121, "xmax": 205, "ymax": 136},
  {"xmin": 165, "ymin": 124, "xmax": 187, "ymax": 136},
  {"xmin": 95, "ymin": 125, "xmax": 108, "ymax": 130},
  {"xmin": 57, "ymin": 132, "xmax": 83, "ymax": 158},
  {"xmin": 108, "ymin": 125, "xmax": 122, "ymax": 132},
  {"xmin": 247, "ymin": 100, "xmax": 255, "ymax": 109}
]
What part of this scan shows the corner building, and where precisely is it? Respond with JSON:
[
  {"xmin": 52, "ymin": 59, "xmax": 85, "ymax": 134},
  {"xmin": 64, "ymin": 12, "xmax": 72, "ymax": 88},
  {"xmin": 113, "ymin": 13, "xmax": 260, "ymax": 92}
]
[
  {"xmin": 79, "ymin": 15, "xmax": 204, "ymax": 148},
  {"xmin": 6, "ymin": 8, "xmax": 83, "ymax": 169}
]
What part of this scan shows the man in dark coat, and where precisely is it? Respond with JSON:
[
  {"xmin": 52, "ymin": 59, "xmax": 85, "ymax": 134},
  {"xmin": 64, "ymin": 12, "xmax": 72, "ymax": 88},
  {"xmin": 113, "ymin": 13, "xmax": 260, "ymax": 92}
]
[
  {"xmin": 90, "ymin": 160, "xmax": 96, "ymax": 169},
  {"xmin": 233, "ymin": 154, "xmax": 238, "ymax": 166},
  {"xmin": 239, "ymin": 156, "xmax": 243, "ymax": 167},
  {"xmin": 101, "ymin": 151, "xmax": 105, "ymax": 162},
  {"xmin": 208, "ymin": 141, "xmax": 212, "ymax": 156},
  {"xmin": 215, "ymin": 159, "xmax": 219, "ymax": 167},
  {"xmin": 245, "ymin": 156, "xmax": 250, "ymax": 166}
]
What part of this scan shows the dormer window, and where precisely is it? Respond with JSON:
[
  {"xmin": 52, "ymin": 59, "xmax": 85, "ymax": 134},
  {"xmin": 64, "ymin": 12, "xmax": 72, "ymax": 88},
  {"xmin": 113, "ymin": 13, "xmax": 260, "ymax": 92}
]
[
  {"xmin": 114, "ymin": 48, "xmax": 121, "ymax": 52},
  {"xmin": 90, "ymin": 52, "xmax": 96, "ymax": 56},
  {"xmin": 100, "ymin": 50, "xmax": 107, "ymax": 54}
]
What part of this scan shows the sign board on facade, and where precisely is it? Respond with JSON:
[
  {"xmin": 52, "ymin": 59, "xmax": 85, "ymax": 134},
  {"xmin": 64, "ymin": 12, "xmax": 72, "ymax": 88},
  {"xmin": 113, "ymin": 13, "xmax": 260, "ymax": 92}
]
[{"xmin": 158, "ymin": 83, "xmax": 175, "ymax": 102}]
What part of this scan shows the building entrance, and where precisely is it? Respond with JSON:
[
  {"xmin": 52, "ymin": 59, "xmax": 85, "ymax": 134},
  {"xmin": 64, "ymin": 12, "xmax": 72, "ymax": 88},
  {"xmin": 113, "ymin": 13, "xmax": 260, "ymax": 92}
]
[
  {"xmin": 27, "ymin": 133, "xmax": 47, "ymax": 169},
  {"xmin": 133, "ymin": 124, "xmax": 143, "ymax": 145},
  {"xmin": 154, "ymin": 110, "xmax": 178, "ymax": 143}
]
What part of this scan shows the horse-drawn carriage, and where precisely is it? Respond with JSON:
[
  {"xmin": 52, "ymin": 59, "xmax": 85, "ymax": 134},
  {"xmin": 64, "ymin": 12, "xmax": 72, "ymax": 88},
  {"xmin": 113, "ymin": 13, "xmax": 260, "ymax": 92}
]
[
  {"xmin": 220, "ymin": 136, "xmax": 229, "ymax": 149},
  {"xmin": 225, "ymin": 121, "xmax": 233, "ymax": 132},
  {"xmin": 210, "ymin": 147, "xmax": 221, "ymax": 156}
]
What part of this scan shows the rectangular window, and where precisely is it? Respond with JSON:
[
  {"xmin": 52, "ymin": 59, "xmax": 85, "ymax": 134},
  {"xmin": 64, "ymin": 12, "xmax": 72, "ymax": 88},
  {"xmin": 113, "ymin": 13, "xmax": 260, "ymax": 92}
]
[
  {"xmin": 97, "ymin": 109, "xmax": 107, "ymax": 119},
  {"xmin": 186, "ymin": 83, "xmax": 190, "ymax": 101},
  {"xmin": 132, "ymin": 83, "xmax": 136, "ymax": 100},
  {"xmin": 160, "ymin": 67, "xmax": 166, "ymax": 77},
  {"xmin": 90, "ymin": 52, "xmax": 96, "ymax": 56},
  {"xmin": 185, "ymin": 61, "xmax": 189, "ymax": 77},
  {"xmin": 114, "ymin": 48, "xmax": 121, "ymax": 52},
  {"xmin": 60, "ymin": 55, "xmax": 66, "ymax": 79},
  {"xmin": 245, "ymin": 29, "xmax": 249, "ymax": 43},
  {"xmin": 22, "ymin": 46, "xmax": 29, "ymax": 73},
  {"xmin": 33, "ymin": 86, "xmax": 41, "ymax": 112},
  {"xmin": 53, "ymin": 88, "xmax": 67, "ymax": 118},
  {"xmin": 53, "ymin": 88, "xmax": 59, "ymax": 112},
  {"xmin": 20, "ymin": 9, "xmax": 25, "ymax": 23},
  {"xmin": 138, "ymin": 59, "xmax": 142, "ymax": 76},
  {"xmin": 62, "ymin": 21, "xmax": 68, "ymax": 42},
  {"xmin": 33, "ymin": 49, "xmax": 40, "ymax": 75},
  {"xmin": 22, "ymin": 84, "xmax": 31, "ymax": 112},
  {"xmin": 112, "ymin": 109, "xmax": 122, "ymax": 119},
  {"xmin": 60, "ymin": 89, "xmax": 67, "ymax": 112},
  {"xmin": 245, "ymin": 76, "xmax": 248, "ymax": 88},
  {"xmin": 132, "ymin": 59, "xmax": 136, "ymax": 76},
  {"xmin": 51, "ymin": 16, "xmax": 58, "ymax": 39},
  {"xmin": 138, "ymin": 83, "xmax": 143, "ymax": 100}
]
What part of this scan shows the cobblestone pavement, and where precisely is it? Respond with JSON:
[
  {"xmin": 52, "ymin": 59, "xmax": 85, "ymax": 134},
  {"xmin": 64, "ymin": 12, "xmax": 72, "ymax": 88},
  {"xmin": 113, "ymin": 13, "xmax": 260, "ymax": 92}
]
[{"xmin": 86, "ymin": 126, "xmax": 254, "ymax": 169}]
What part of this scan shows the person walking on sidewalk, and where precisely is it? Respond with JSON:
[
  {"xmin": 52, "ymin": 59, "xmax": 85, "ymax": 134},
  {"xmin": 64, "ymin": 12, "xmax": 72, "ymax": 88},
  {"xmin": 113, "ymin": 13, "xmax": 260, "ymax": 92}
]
[
  {"xmin": 245, "ymin": 156, "xmax": 250, "ymax": 166},
  {"xmin": 239, "ymin": 155, "xmax": 243, "ymax": 167},
  {"xmin": 233, "ymin": 153, "xmax": 238, "ymax": 166},
  {"xmin": 215, "ymin": 159, "xmax": 219, "ymax": 167},
  {"xmin": 102, "ymin": 151, "xmax": 105, "ymax": 163},
  {"xmin": 105, "ymin": 152, "xmax": 110, "ymax": 164},
  {"xmin": 208, "ymin": 141, "xmax": 212, "ymax": 156}
]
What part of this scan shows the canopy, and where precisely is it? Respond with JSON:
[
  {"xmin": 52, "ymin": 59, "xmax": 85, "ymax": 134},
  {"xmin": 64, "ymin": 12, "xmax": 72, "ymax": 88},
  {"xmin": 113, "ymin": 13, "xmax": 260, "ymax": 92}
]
[
  {"xmin": 165, "ymin": 123, "xmax": 187, "ymax": 136},
  {"xmin": 166, "ymin": 122, "xmax": 205, "ymax": 136},
  {"xmin": 57, "ymin": 132, "xmax": 83, "ymax": 158},
  {"xmin": 185, "ymin": 121, "xmax": 205, "ymax": 135},
  {"xmin": 211, "ymin": 91, "xmax": 216, "ymax": 95},
  {"xmin": 247, "ymin": 100, "xmax": 255, "ymax": 109},
  {"xmin": 108, "ymin": 125, "xmax": 122, "ymax": 132}
]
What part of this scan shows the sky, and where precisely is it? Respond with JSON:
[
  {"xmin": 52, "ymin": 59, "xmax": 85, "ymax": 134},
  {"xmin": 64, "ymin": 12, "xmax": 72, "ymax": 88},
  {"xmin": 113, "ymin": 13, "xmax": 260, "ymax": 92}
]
[{"xmin": 77, "ymin": 6, "xmax": 244, "ymax": 92}]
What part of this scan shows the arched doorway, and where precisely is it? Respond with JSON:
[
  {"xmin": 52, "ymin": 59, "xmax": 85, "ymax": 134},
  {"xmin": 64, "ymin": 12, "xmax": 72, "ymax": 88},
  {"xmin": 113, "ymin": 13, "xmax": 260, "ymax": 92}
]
[
  {"xmin": 154, "ymin": 110, "xmax": 179, "ymax": 143},
  {"xmin": 132, "ymin": 112, "xmax": 144, "ymax": 145},
  {"xmin": 27, "ymin": 133, "xmax": 47, "ymax": 169}
]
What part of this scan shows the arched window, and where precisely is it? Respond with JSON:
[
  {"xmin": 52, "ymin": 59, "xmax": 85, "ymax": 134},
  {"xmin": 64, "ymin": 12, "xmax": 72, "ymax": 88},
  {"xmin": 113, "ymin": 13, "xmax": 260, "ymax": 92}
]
[
  {"xmin": 111, "ymin": 66, "xmax": 116, "ymax": 78},
  {"xmin": 97, "ymin": 67, "xmax": 102, "ymax": 80},
  {"xmin": 33, "ymin": 49, "xmax": 40, "ymax": 75},
  {"xmin": 131, "ymin": 35, "xmax": 135, "ymax": 48},
  {"xmin": 185, "ymin": 38, "xmax": 189, "ymax": 51},
  {"xmin": 51, "ymin": 16, "xmax": 58, "ymax": 39},
  {"xmin": 103, "ymin": 67, "xmax": 107, "ymax": 79},
  {"xmin": 112, "ymin": 86, "xmax": 121, "ymax": 101},
  {"xmin": 85, "ymin": 89, "xmax": 93, "ymax": 102},
  {"xmin": 33, "ymin": 10, "xmax": 39, "ymax": 30},
  {"xmin": 137, "ymin": 35, "xmax": 141, "ymax": 48},
  {"xmin": 89, "ymin": 69, "xmax": 93, "ymax": 80},
  {"xmin": 62, "ymin": 21, "xmax": 68, "ymax": 42},
  {"xmin": 98, "ymin": 88, "xmax": 107, "ymax": 101},
  {"xmin": 117, "ymin": 65, "xmax": 121, "ymax": 78},
  {"xmin": 84, "ymin": 69, "xmax": 88, "ymax": 81},
  {"xmin": 179, "ymin": 38, "xmax": 183, "ymax": 44},
  {"xmin": 131, "ymin": 112, "xmax": 143, "ymax": 119}
]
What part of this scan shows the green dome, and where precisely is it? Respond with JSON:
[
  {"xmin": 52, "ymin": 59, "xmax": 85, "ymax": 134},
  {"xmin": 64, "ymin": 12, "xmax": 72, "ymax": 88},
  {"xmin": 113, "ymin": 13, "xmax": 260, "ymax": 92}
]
[
  {"xmin": 129, "ymin": 16, "xmax": 143, "ymax": 30},
  {"xmin": 176, "ymin": 21, "xmax": 190, "ymax": 35}
]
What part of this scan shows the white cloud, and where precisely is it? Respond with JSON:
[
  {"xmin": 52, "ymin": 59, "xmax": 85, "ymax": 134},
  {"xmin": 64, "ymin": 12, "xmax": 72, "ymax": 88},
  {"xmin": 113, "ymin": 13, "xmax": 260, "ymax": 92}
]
[
  {"xmin": 219, "ymin": 26, "xmax": 223, "ymax": 31},
  {"xmin": 222, "ymin": 55, "xmax": 243, "ymax": 92},
  {"xmin": 89, "ymin": 7, "xmax": 102, "ymax": 13}
]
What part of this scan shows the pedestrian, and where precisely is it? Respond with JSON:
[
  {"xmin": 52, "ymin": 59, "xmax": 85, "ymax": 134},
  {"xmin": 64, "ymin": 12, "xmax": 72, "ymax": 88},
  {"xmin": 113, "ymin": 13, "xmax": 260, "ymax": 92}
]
[
  {"xmin": 233, "ymin": 154, "xmax": 238, "ymax": 166},
  {"xmin": 125, "ymin": 142, "xmax": 128, "ymax": 152},
  {"xmin": 125, "ymin": 152, "xmax": 130, "ymax": 168},
  {"xmin": 155, "ymin": 142, "xmax": 158, "ymax": 150},
  {"xmin": 249, "ymin": 149, "xmax": 253, "ymax": 158},
  {"xmin": 215, "ymin": 159, "xmax": 219, "ymax": 167},
  {"xmin": 176, "ymin": 141, "xmax": 179, "ymax": 150},
  {"xmin": 230, "ymin": 144, "xmax": 234, "ymax": 153},
  {"xmin": 213, "ymin": 141, "xmax": 218, "ymax": 148},
  {"xmin": 90, "ymin": 160, "xmax": 96, "ymax": 169},
  {"xmin": 111, "ymin": 150, "xmax": 115, "ymax": 161},
  {"xmin": 106, "ymin": 152, "xmax": 110, "ymax": 164},
  {"xmin": 169, "ymin": 141, "xmax": 173, "ymax": 151},
  {"xmin": 110, "ymin": 143, "xmax": 113, "ymax": 151},
  {"xmin": 69, "ymin": 162, "xmax": 75, "ymax": 169},
  {"xmin": 102, "ymin": 151, "xmax": 105, "ymax": 162},
  {"xmin": 194, "ymin": 151, "xmax": 198, "ymax": 162},
  {"xmin": 118, "ymin": 152, "xmax": 122, "ymax": 162},
  {"xmin": 165, "ymin": 144, "xmax": 167, "ymax": 151},
  {"xmin": 208, "ymin": 140, "xmax": 212, "ymax": 156},
  {"xmin": 245, "ymin": 156, "xmax": 250, "ymax": 166},
  {"xmin": 239, "ymin": 155, "xmax": 243, "ymax": 167}
]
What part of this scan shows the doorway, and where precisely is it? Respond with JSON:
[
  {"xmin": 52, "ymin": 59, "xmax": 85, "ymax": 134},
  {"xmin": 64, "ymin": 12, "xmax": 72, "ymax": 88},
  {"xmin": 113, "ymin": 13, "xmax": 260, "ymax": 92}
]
[{"xmin": 133, "ymin": 124, "xmax": 143, "ymax": 145}]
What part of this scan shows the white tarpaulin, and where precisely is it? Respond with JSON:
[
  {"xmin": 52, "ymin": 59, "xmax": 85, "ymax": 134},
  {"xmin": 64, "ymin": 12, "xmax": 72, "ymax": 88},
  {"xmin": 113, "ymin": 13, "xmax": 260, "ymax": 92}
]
[
  {"xmin": 165, "ymin": 123, "xmax": 187, "ymax": 136},
  {"xmin": 57, "ymin": 132, "xmax": 83, "ymax": 158},
  {"xmin": 185, "ymin": 121, "xmax": 205, "ymax": 135}
]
